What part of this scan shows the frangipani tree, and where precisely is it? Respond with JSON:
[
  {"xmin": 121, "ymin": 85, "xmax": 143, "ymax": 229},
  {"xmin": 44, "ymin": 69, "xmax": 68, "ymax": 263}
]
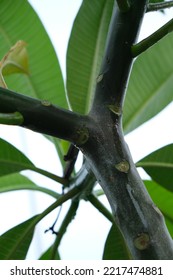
[{"xmin": 0, "ymin": 0, "xmax": 173, "ymax": 260}]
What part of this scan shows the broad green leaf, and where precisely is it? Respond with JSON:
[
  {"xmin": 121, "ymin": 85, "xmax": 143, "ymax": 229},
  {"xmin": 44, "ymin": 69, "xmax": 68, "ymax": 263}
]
[
  {"xmin": 0, "ymin": 0, "xmax": 68, "ymax": 161},
  {"xmin": 123, "ymin": 33, "xmax": 173, "ymax": 134},
  {"xmin": 144, "ymin": 180, "xmax": 173, "ymax": 220},
  {"xmin": 0, "ymin": 138, "xmax": 66, "ymax": 184},
  {"xmin": 0, "ymin": 215, "xmax": 38, "ymax": 259},
  {"xmin": 67, "ymin": 0, "xmax": 114, "ymax": 114},
  {"xmin": 0, "ymin": 138, "xmax": 34, "ymax": 176},
  {"xmin": 137, "ymin": 144, "xmax": 173, "ymax": 192},
  {"xmin": 0, "ymin": 173, "xmax": 60, "ymax": 199},
  {"xmin": 39, "ymin": 246, "xmax": 60, "ymax": 260},
  {"xmin": 0, "ymin": 0, "xmax": 66, "ymax": 107},
  {"xmin": 102, "ymin": 225, "xmax": 130, "ymax": 260}
]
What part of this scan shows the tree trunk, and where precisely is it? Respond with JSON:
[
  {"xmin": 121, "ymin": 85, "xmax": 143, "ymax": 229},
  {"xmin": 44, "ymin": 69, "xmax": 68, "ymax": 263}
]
[
  {"xmin": 1, "ymin": 0, "xmax": 173, "ymax": 259},
  {"xmin": 80, "ymin": 0, "xmax": 173, "ymax": 259}
]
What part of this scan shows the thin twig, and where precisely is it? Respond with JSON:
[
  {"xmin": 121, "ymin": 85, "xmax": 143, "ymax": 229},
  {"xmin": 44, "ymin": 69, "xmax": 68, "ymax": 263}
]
[
  {"xmin": 147, "ymin": 1, "xmax": 173, "ymax": 12},
  {"xmin": 131, "ymin": 18, "xmax": 173, "ymax": 57},
  {"xmin": 50, "ymin": 199, "xmax": 79, "ymax": 259},
  {"xmin": 88, "ymin": 193, "xmax": 113, "ymax": 223}
]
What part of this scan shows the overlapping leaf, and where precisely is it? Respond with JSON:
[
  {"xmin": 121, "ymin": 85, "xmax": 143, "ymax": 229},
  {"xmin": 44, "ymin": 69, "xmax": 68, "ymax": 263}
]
[
  {"xmin": 67, "ymin": 0, "xmax": 114, "ymax": 114},
  {"xmin": 137, "ymin": 144, "xmax": 173, "ymax": 192},
  {"xmin": 123, "ymin": 33, "xmax": 173, "ymax": 134}
]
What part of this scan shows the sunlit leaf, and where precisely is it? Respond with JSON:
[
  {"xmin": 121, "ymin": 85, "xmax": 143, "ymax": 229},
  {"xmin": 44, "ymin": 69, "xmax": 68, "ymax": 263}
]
[
  {"xmin": 124, "ymin": 33, "xmax": 173, "ymax": 134},
  {"xmin": 0, "ymin": 0, "xmax": 66, "ymax": 106},
  {"xmin": 67, "ymin": 0, "xmax": 114, "ymax": 114},
  {"xmin": 0, "ymin": 0, "xmax": 68, "ymax": 161}
]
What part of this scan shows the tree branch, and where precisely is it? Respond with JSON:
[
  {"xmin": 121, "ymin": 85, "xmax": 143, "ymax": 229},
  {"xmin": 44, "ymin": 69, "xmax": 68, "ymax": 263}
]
[
  {"xmin": 132, "ymin": 18, "xmax": 173, "ymax": 57},
  {"xmin": 50, "ymin": 199, "xmax": 80, "ymax": 259},
  {"xmin": 87, "ymin": 193, "xmax": 114, "ymax": 223},
  {"xmin": 147, "ymin": 1, "xmax": 173, "ymax": 12},
  {"xmin": 116, "ymin": 0, "xmax": 130, "ymax": 12},
  {"xmin": 0, "ymin": 87, "xmax": 89, "ymax": 145},
  {"xmin": 91, "ymin": 0, "xmax": 147, "ymax": 111},
  {"xmin": 84, "ymin": 0, "xmax": 173, "ymax": 259}
]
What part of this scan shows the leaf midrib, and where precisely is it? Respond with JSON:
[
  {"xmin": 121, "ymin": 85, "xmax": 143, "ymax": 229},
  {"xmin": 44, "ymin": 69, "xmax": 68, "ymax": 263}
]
[
  {"xmin": 0, "ymin": 158, "xmax": 34, "ymax": 171},
  {"xmin": 86, "ymin": 1, "xmax": 111, "ymax": 113}
]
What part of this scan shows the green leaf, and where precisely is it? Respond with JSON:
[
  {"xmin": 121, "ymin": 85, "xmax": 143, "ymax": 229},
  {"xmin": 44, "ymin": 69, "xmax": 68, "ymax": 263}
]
[
  {"xmin": 137, "ymin": 144, "xmax": 173, "ymax": 192},
  {"xmin": 0, "ymin": 138, "xmax": 34, "ymax": 177},
  {"xmin": 144, "ymin": 180, "xmax": 173, "ymax": 220},
  {"xmin": 0, "ymin": 138, "xmax": 66, "ymax": 185},
  {"xmin": 0, "ymin": 216, "xmax": 38, "ymax": 259},
  {"xmin": 0, "ymin": 0, "xmax": 66, "ymax": 107},
  {"xmin": 165, "ymin": 217, "xmax": 173, "ymax": 238},
  {"xmin": 67, "ymin": 0, "xmax": 114, "ymax": 114},
  {"xmin": 39, "ymin": 246, "xmax": 60, "ymax": 260},
  {"xmin": 102, "ymin": 225, "xmax": 130, "ymax": 260},
  {"xmin": 123, "ymin": 33, "xmax": 173, "ymax": 134},
  {"xmin": 0, "ymin": 0, "xmax": 68, "ymax": 161},
  {"xmin": 0, "ymin": 173, "xmax": 60, "ymax": 199}
]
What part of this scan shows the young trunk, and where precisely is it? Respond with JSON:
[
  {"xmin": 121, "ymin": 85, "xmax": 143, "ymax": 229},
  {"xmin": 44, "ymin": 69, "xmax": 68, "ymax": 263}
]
[
  {"xmin": 1, "ymin": 0, "xmax": 173, "ymax": 259},
  {"xmin": 79, "ymin": 0, "xmax": 173, "ymax": 259}
]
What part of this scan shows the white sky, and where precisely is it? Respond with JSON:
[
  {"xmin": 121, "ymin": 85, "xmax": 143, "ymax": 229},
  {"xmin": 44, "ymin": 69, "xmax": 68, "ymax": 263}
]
[{"xmin": 0, "ymin": 1, "xmax": 173, "ymax": 260}]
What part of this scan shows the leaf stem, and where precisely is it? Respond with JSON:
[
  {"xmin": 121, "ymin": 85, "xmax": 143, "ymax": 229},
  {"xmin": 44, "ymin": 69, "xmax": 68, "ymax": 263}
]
[
  {"xmin": 147, "ymin": 1, "xmax": 173, "ymax": 12},
  {"xmin": 30, "ymin": 165, "xmax": 68, "ymax": 185},
  {"xmin": 0, "ymin": 87, "xmax": 89, "ymax": 144},
  {"xmin": 33, "ymin": 185, "xmax": 82, "ymax": 228},
  {"xmin": 0, "ymin": 183, "xmax": 60, "ymax": 198},
  {"xmin": 50, "ymin": 199, "xmax": 80, "ymax": 259},
  {"xmin": 132, "ymin": 18, "xmax": 173, "ymax": 57},
  {"xmin": 0, "ymin": 112, "xmax": 24, "ymax": 125},
  {"xmin": 88, "ymin": 193, "xmax": 113, "ymax": 223}
]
